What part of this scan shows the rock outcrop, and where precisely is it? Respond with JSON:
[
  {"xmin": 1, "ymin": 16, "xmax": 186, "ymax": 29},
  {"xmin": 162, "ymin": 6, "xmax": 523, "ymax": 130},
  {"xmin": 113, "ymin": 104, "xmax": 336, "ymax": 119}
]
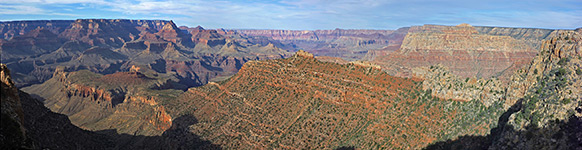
[{"xmin": 373, "ymin": 24, "xmax": 546, "ymax": 79}]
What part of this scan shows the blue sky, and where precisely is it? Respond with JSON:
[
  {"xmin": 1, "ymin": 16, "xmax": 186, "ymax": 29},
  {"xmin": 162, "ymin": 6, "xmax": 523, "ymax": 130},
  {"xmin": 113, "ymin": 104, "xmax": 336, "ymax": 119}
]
[{"xmin": 0, "ymin": 0, "xmax": 580, "ymax": 30}]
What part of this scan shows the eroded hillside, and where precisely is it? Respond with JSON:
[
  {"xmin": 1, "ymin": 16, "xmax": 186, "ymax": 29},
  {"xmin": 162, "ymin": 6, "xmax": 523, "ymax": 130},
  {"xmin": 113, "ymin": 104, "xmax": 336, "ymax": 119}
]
[{"xmin": 164, "ymin": 50, "xmax": 505, "ymax": 149}]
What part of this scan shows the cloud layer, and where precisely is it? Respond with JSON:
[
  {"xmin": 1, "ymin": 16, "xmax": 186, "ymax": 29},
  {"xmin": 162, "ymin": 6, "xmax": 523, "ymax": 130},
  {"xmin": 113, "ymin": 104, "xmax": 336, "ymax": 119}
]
[{"xmin": 0, "ymin": 0, "xmax": 580, "ymax": 30}]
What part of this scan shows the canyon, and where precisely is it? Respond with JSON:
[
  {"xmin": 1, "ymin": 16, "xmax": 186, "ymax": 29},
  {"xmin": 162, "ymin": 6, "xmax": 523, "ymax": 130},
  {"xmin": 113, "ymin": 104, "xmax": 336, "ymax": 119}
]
[
  {"xmin": 1, "ymin": 19, "xmax": 290, "ymax": 87},
  {"xmin": 1, "ymin": 19, "xmax": 581, "ymax": 149},
  {"xmin": 237, "ymin": 28, "xmax": 409, "ymax": 60}
]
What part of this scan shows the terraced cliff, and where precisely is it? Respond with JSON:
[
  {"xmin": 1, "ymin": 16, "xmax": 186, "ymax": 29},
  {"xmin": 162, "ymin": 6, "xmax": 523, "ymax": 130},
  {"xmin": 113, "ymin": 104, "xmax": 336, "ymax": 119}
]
[{"xmin": 373, "ymin": 24, "xmax": 545, "ymax": 79}]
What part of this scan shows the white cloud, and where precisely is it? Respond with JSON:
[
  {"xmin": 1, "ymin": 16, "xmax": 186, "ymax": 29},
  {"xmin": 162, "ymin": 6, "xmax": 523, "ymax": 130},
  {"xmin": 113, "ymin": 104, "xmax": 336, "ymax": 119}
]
[
  {"xmin": 0, "ymin": 0, "xmax": 580, "ymax": 29},
  {"xmin": 0, "ymin": 5, "xmax": 46, "ymax": 15}
]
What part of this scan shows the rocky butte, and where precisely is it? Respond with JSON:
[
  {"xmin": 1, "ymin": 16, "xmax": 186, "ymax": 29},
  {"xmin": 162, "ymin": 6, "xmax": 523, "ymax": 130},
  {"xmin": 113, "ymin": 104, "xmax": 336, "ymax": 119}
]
[{"xmin": 372, "ymin": 24, "xmax": 552, "ymax": 79}]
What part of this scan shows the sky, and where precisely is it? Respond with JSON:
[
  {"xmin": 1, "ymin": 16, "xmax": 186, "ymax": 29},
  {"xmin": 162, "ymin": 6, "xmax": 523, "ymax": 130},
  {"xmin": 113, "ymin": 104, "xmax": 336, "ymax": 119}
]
[{"xmin": 0, "ymin": 0, "xmax": 580, "ymax": 30}]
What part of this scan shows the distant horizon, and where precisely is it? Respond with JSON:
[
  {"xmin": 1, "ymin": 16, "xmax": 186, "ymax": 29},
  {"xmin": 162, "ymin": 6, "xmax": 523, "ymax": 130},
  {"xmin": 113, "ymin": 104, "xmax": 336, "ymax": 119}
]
[
  {"xmin": 1, "ymin": 0, "xmax": 580, "ymax": 30},
  {"xmin": 1, "ymin": 18, "xmax": 579, "ymax": 31}
]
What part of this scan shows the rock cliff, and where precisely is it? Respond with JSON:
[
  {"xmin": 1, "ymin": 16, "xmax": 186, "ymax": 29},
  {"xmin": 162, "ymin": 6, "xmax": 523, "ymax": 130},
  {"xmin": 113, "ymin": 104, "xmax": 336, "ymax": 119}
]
[{"xmin": 374, "ymin": 24, "xmax": 547, "ymax": 79}]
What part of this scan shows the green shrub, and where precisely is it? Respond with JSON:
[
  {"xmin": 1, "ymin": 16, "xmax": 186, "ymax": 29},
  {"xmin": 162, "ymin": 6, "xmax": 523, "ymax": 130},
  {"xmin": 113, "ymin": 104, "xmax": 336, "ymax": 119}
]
[
  {"xmin": 562, "ymin": 98, "xmax": 571, "ymax": 105},
  {"xmin": 531, "ymin": 112, "xmax": 541, "ymax": 127},
  {"xmin": 557, "ymin": 57, "xmax": 570, "ymax": 66},
  {"xmin": 554, "ymin": 68, "xmax": 567, "ymax": 77}
]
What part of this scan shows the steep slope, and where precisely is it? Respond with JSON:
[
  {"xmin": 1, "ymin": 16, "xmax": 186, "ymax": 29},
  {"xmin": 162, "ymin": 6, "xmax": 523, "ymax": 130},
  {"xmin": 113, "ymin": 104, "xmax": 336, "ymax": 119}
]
[
  {"xmin": 373, "ymin": 24, "xmax": 548, "ymax": 79},
  {"xmin": 163, "ymin": 51, "xmax": 505, "ymax": 149},
  {"xmin": 426, "ymin": 29, "xmax": 582, "ymax": 150}
]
